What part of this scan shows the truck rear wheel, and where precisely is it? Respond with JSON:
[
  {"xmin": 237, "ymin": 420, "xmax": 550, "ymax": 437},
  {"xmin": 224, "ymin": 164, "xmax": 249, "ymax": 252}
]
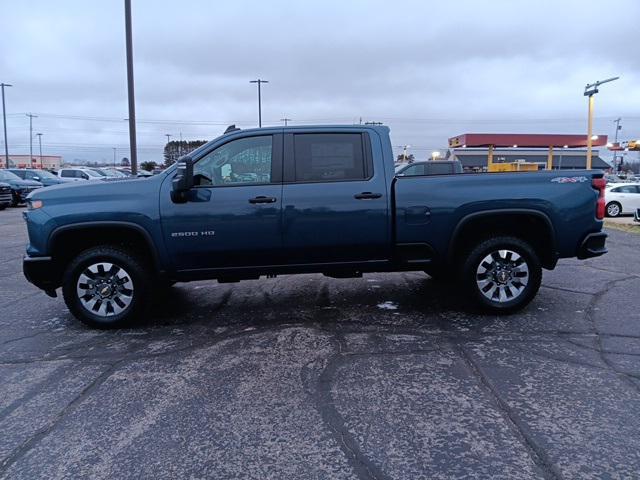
[
  {"xmin": 62, "ymin": 246, "xmax": 152, "ymax": 329},
  {"xmin": 461, "ymin": 236, "xmax": 541, "ymax": 313}
]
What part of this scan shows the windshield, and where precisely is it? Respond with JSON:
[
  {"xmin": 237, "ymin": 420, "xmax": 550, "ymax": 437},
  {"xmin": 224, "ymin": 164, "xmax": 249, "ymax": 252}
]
[
  {"xmin": 103, "ymin": 168, "xmax": 127, "ymax": 177},
  {"xmin": 394, "ymin": 164, "xmax": 406, "ymax": 173},
  {"xmin": 82, "ymin": 169, "xmax": 102, "ymax": 178},
  {"xmin": 90, "ymin": 169, "xmax": 107, "ymax": 176},
  {"xmin": 0, "ymin": 170, "xmax": 22, "ymax": 181},
  {"xmin": 31, "ymin": 169, "xmax": 57, "ymax": 179}
]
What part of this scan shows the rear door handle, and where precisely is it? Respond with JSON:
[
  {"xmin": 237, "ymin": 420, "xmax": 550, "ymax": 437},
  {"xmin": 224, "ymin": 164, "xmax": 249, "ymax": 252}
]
[
  {"xmin": 354, "ymin": 192, "xmax": 382, "ymax": 200},
  {"xmin": 249, "ymin": 196, "xmax": 277, "ymax": 204}
]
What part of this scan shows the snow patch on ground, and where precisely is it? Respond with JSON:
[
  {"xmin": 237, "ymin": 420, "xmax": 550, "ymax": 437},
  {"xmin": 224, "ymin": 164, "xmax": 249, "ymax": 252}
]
[{"xmin": 377, "ymin": 301, "xmax": 398, "ymax": 310}]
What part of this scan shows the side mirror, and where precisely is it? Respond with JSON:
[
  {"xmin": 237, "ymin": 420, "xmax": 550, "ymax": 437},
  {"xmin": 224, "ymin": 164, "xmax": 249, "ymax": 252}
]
[{"xmin": 171, "ymin": 156, "xmax": 194, "ymax": 203}]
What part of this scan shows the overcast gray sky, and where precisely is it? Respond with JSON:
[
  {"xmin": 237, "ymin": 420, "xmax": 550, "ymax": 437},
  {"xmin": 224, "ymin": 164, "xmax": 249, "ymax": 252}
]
[{"xmin": 1, "ymin": 0, "xmax": 639, "ymax": 164}]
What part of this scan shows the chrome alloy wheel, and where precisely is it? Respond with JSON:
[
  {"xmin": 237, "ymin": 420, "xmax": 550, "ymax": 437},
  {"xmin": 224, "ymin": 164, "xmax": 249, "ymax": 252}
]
[
  {"xmin": 607, "ymin": 203, "xmax": 620, "ymax": 217},
  {"xmin": 476, "ymin": 249, "xmax": 529, "ymax": 303},
  {"xmin": 76, "ymin": 262, "xmax": 134, "ymax": 317}
]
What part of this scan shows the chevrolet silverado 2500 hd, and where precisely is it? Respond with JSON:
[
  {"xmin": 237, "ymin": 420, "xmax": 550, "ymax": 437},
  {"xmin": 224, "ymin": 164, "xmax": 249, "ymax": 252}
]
[{"xmin": 23, "ymin": 125, "xmax": 608, "ymax": 328}]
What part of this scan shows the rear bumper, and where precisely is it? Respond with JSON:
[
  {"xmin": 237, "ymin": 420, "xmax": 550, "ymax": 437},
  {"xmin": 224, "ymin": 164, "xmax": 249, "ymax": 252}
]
[
  {"xmin": 23, "ymin": 255, "xmax": 58, "ymax": 296},
  {"xmin": 577, "ymin": 232, "xmax": 608, "ymax": 259}
]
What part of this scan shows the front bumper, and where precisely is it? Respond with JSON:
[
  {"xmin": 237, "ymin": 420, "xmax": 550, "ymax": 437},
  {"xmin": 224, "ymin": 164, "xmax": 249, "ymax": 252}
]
[
  {"xmin": 23, "ymin": 255, "xmax": 58, "ymax": 296},
  {"xmin": 577, "ymin": 232, "xmax": 608, "ymax": 259}
]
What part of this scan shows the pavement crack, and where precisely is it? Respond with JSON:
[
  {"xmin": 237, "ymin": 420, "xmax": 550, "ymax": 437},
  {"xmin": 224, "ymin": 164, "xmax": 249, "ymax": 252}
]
[
  {"xmin": 455, "ymin": 343, "xmax": 562, "ymax": 480},
  {"xmin": 304, "ymin": 334, "xmax": 391, "ymax": 480},
  {"xmin": 0, "ymin": 359, "xmax": 124, "ymax": 477}
]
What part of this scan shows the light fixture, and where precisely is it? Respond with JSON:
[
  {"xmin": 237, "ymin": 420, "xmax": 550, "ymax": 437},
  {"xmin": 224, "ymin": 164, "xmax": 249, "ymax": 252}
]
[
  {"xmin": 563, "ymin": 145, "xmax": 569, "ymax": 148},
  {"xmin": 512, "ymin": 144, "xmax": 518, "ymax": 148},
  {"xmin": 590, "ymin": 135, "xmax": 599, "ymax": 140}
]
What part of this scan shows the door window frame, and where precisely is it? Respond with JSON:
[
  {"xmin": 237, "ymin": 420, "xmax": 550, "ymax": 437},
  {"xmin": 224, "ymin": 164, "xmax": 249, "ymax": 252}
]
[
  {"xmin": 190, "ymin": 133, "xmax": 283, "ymax": 189},
  {"xmin": 282, "ymin": 131, "xmax": 374, "ymax": 184}
]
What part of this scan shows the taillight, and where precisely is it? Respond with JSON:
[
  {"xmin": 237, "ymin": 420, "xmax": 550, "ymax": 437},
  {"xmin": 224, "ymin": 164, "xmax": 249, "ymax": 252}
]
[{"xmin": 592, "ymin": 177, "xmax": 606, "ymax": 220}]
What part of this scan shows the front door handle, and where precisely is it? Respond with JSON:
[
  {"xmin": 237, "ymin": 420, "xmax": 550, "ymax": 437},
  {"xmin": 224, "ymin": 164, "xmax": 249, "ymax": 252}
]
[
  {"xmin": 249, "ymin": 196, "xmax": 277, "ymax": 204},
  {"xmin": 354, "ymin": 192, "xmax": 382, "ymax": 200}
]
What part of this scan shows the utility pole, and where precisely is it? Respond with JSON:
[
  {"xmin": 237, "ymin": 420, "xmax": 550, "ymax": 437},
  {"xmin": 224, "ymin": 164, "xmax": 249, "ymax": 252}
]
[
  {"xmin": 36, "ymin": 133, "xmax": 43, "ymax": 167},
  {"xmin": 612, "ymin": 117, "xmax": 622, "ymax": 169},
  {"xmin": 280, "ymin": 118, "xmax": 291, "ymax": 126},
  {"xmin": 179, "ymin": 132, "xmax": 183, "ymax": 156},
  {"xmin": 584, "ymin": 76, "xmax": 619, "ymax": 169},
  {"xmin": 26, "ymin": 113, "xmax": 37, "ymax": 165},
  {"xmin": 113, "ymin": 147, "xmax": 117, "ymax": 167},
  {"xmin": 1, "ymin": 83, "xmax": 11, "ymax": 168},
  {"xmin": 124, "ymin": 0, "xmax": 138, "ymax": 174},
  {"xmin": 250, "ymin": 79, "xmax": 269, "ymax": 127}
]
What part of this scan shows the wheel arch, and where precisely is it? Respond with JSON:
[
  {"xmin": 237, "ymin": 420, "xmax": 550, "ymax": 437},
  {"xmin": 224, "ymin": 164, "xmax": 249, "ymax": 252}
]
[
  {"xmin": 448, "ymin": 209, "xmax": 558, "ymax": 269},
  {"xmin": 49, "ymin": 221, "xmax": 162, "ymax": 276}
]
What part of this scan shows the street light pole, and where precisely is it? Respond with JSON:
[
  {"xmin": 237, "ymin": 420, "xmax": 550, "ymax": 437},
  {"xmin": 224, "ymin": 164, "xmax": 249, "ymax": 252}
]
[
  {"xmin": 1, "ymin": 83, "xmax": 11, "ymax": 168},
  {"xmin": 113, "ymin": 147, "xmax": 117, "ymax": 167},
  {"xmin": 612, "ymin": 117, "xmax": 622, "ymax": 169},
  {"xmin": 124, "ymin": 0, "xmax": 138, "ymax": 175},
  {"xmin": 584, "ymin": 76, "xmax": 619, "ymax": 169},
  {"xmin": 250, "ymin": 79, "xmax": 269, "ymax": 127},
  {"xmin": 26, "ymin": 113, "xmax": 37, "ymax": 165},
  {"xmin": 36, "ymin": 133, "xmax": 43, "ymax": 167}
]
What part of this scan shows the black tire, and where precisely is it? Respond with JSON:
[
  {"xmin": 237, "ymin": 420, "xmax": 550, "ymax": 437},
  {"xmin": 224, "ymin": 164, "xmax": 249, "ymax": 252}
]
[
  {"xmin": 461, "ymin": 236, "xmax": 542, "ymax": 314},
  {"xmin": 605, "ymin": 201, "xmax": 622, "ymax": 218},
  {"xmin": 0, "ymin": 204, "xmax": 6, "ymax": 211},
  {"xmin": 10, "ymin": 192, "xmax": 20, "ymax": 207},
  {"xmin": 62, "ymin": 245, "xmax": 153, "ymax": 329}
]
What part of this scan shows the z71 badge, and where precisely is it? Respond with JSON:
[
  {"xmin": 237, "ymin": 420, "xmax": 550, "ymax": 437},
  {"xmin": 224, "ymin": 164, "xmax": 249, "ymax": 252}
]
[{"xmin": 171, "ymin": 231, "xmax": 215, "ymax": 238}]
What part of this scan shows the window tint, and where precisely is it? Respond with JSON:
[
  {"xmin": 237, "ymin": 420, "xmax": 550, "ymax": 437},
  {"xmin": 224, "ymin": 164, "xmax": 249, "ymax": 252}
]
[
  {"xmin": 614, "ymin": 185, "xmax": 637, "ymax": 193},
  {"xmin": 401, "ymin": 164, "xmax": 424, "ymax": 176},
  {"xmin": 61, "ymin": 170, "xmax": 73, "ymax": 178},
  {"xmin": 294, "ymin": 133, "xmax": 366, "ymax": 182},
  {"xmin": 425, "ymin": 163, "xmax": 453, "ymax": 175},
  {"xmin": 12, "ymin": 170, "xmax": 26, "ymax": 179},
  {"xmin": 194, "ymin": 136, "xmax": 272, "ymax": 186}
]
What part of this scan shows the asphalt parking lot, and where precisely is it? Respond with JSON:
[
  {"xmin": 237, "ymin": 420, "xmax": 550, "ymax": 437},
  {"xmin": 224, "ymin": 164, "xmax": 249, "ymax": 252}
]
[{"xmin": 1, "ymin": 206, "xmax": 639, "ymax": 480}]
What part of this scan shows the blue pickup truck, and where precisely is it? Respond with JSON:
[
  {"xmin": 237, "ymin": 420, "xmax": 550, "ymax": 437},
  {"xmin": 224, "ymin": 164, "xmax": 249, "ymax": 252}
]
[{"xmin": 23, "ymin": 125, "xmax": 608, "ymax": 328}]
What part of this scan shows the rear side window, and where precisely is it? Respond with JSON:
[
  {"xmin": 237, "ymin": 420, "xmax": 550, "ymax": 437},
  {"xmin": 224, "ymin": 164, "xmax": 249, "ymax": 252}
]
[
  {"xmin": 401, "ymin": 164, "xmax": 424, "ymax": 176},
  {"xmin": 293, "ymin": 133, "xmax": 366, "ymax": 182},
  {"xmin": 61, "ymin": 170, "xmax": 73, "ymax": 178},
  {"xmin": 425, "ymin": 163, "xmax": 453, "ymax": 175}
]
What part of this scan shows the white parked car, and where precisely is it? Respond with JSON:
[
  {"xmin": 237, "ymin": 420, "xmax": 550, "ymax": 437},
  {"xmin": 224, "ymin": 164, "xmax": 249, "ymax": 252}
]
[
  {"xmin": 605, "ymin": 183, "xmax": 640, "ymax": 217},
  {"xmin": 58, "ymin": 168, "xmax": 105, "ymax": 181}
]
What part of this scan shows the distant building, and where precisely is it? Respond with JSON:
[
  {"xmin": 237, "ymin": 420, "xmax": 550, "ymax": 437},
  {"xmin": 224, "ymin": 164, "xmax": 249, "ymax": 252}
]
[
  {"xmin": 450, "ymin": 148, "xmax": 610, "ymax": 172},
  {"xmin": 3, "ymin": 154, "xmax": 63, "ymax": 170}
]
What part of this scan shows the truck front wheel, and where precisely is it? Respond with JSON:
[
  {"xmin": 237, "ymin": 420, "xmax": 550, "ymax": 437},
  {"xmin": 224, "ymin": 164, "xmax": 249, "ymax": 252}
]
[
  {"xmin": 461, "ymin": 236, "xmax": 542, "ymax": 313},
  {"xmin": 62, "ymin": 246, "xmax": 152, "ymax": 328}
]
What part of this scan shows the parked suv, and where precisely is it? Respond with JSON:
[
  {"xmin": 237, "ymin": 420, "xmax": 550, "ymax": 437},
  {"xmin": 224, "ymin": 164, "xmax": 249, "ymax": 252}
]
[
  {"xmin": 58, "ymin": 168, "xmax": 104, "ymax": 181},
  {"xmin": 0, "ymin": 182, "xmax": 11, "ymax": 210},
  {"xmin": 9, "ymin": 168, "xmax": 73, "ymax": 187},
  {"xmin": 0, "ymin": 170, "xmax": 42, "ymax": 206}
]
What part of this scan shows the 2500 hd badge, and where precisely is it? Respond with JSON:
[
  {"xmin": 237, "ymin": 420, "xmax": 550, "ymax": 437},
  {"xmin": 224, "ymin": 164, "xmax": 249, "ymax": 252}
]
[{"xmin": 171, "ymin": 231, "xmax": 216, "ymax": 238}]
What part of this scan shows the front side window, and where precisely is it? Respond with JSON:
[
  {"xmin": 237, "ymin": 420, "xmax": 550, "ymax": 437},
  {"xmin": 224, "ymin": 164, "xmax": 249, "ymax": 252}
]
[
  {"xmin": 293, "ymin": 133, "xmax": 366, "ymax": 182},
  {"xmin": 193, "ymin": 136, "xmax": 272, "ymax": 186}
]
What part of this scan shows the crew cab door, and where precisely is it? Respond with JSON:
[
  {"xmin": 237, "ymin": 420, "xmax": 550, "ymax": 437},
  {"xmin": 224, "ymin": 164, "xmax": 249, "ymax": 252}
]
[
  {"xmin": 160, "ymin": 133, "xmax": 283, "ymax": 270},
  {"xmin": 281, "ymin": 131, "xmax": 389, "ymax": 263}
]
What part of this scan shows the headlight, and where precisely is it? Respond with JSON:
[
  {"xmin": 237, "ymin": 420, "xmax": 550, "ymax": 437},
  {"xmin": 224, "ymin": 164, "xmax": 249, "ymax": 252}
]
[{"xmin": 27, "ymin": 199, "xmax": 43, "ymax": 210}]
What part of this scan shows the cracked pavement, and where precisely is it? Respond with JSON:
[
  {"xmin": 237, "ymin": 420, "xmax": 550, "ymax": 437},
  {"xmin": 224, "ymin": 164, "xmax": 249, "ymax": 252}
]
[{"xmin": 1, "ymin": 207, "xmax": 639, "ymax": 479}]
